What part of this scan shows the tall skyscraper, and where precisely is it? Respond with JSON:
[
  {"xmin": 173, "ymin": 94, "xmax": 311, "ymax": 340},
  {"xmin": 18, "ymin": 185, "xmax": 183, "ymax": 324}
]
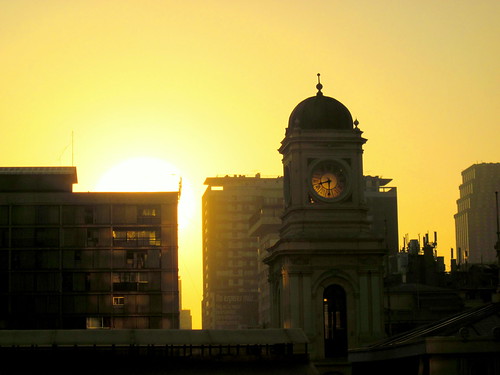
[
  {"xmin": 0, "ymin": 167, "xmax": 179, "ymax": 329},
  {"xmin": 201, "ymin": 174, "xmax": 282, "ymax": 329},
  {"xmin": 454, "ymin": 163, "xmax": 500, "ymax": 265}
]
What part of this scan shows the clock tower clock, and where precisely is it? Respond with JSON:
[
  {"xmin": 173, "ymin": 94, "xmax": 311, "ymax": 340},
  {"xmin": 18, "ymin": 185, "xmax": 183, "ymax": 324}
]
[
  {"xmin": 310, "ymin": 159, "xmax": 348, "ymax": 200},
  {"xmin": 265, "ymin": 76, "xmax": 386, "ymax": 366}
]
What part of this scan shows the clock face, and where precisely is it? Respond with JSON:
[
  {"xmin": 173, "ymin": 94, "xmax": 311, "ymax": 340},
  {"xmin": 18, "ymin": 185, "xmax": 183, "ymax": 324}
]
[{"xmin": 311, "ymin": 160, "xmax": 348, "ymax": 199}]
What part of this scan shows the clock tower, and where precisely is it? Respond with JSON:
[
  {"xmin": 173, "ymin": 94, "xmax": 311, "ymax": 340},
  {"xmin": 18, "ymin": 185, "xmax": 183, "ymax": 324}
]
[{"xmin": 265, "ymin": 76, "xmax": 386, "ymax": 366}]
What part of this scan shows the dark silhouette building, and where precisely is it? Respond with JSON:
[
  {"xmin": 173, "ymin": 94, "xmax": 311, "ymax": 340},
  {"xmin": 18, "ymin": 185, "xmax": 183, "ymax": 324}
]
[
  {"xmin": 0, "ymin": 328, "xmax": 311, "ymax": 375},
  {"xmin": 0, "ymin": 167, "xmax": 179, "ymax": 329},
  {"xmin": 364, "ymin": 176, "xmax": 398, "ymax": 255},
  {"xmin": 388, "ymin": 233, "xmax": 445, "ymax": 285},
  {"xmin": 265, "ymin": 76, "xmax": 386, "ymax": 372},
  {"xmin": 351, "ymin": 302, "xmax": 500, "ymax": 375}
]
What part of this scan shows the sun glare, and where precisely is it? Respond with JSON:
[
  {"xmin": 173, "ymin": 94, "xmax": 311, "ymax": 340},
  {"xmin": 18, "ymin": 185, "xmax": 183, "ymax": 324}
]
[{"xmin": 95, "ymin": 157, "xmax": 195, "ymax": 229}]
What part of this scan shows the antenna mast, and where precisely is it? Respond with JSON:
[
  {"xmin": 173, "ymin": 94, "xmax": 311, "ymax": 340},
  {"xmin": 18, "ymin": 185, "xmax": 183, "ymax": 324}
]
[{"xmin": 178, "ymin": 177, "xmax": 182, "ymax": 201}]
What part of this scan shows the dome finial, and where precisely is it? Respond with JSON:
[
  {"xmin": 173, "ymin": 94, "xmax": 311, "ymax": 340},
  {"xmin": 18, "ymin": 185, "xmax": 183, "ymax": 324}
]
[{"xmin": 316, "ymin": 73, "xmax": 323, "ymax": 96}]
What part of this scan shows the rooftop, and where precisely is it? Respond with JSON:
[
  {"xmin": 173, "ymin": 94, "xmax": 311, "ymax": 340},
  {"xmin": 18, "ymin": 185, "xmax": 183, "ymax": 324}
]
[
  {"xmin": 0, "ymin": 167, "xmax": 77, "ymax": 176},
  {"xmin": 0, "ymin": 166, "xmax": 77, "ymax": 192},
  {"xmin": 0, "ymin": 167, "xmax": 78, "ymax": 193}
]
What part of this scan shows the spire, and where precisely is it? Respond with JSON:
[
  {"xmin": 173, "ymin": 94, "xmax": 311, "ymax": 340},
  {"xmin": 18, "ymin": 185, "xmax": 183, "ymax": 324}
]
[{"xmin": 316, "ymin": 73, "xmax": 323, "ymax": 96}]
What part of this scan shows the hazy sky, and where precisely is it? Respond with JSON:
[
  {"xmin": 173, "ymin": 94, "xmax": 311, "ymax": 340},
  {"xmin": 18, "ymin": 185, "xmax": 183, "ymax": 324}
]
[{"xmin": 1, "ymin": 1, "xmax": 498, "ymax": 328}]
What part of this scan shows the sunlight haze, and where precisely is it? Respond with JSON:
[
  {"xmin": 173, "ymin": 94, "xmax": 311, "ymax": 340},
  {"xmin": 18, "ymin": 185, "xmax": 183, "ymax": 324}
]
[
  {"xmin": 1, "ymin": 0, "xmax": 498, "ymax": 328},
  {"xmin": 94, "ymin": 156, "xmax": 196, "ymax": 230}
]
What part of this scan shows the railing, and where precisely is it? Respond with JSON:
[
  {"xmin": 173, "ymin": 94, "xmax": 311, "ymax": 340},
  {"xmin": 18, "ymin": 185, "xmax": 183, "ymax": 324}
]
[{"xmin": 113, "ymin": 237, "xmax": 161, "ymax": 247}]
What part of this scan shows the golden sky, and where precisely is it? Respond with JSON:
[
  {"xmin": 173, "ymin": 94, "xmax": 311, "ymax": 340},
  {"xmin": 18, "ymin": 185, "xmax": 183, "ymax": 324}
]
[{"xmin": 1, "ymin": 1, "xmax": 499, "ymax": 329}]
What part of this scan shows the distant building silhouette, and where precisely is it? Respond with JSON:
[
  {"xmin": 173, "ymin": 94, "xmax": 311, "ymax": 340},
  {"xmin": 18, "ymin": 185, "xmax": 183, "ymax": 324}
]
[
  {"xmin": 448, "ymin": 263, "xmax": 498, "ymax": 307},
  {"xmin": 178, "ymin": 278, "xmax": 193, "ymax": 329},
  {"xmin": 201, "ymin": 174, "xmax": 282, "ymax": 329},
  {"xmin": 385, "ymin": 234, "xmax": 463, "ymax": 336},
  {"xmin": 454, "ymin": 163, "xmax": 500, "ymax": 266},
  {"xmin": 0, "ymin": 167, "xmax": 179, "ymax": 329},
  {"xmin": 389, "ymin": 233, "xmax": 445, "ymax": 286},
  {"xmin": 364, "ymin": 176, "xmax": 398, "ymax": 255}
]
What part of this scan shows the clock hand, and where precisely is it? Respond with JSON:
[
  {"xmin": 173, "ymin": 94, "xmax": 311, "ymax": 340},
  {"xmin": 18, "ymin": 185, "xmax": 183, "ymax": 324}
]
[
  {"xmin": 317, "ymin": 178, "xmax": 327, "ymax": 186},
  {"xmin": 327, "ymin": 178, "xmax": 332, "ymax": 195}
]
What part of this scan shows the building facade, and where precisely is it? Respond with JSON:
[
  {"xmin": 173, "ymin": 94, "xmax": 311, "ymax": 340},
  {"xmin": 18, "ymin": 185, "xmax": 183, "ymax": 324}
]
[
  {"xmin": 264, "ymin": 79, "xmax": 386, "ymax": 366},
  {"xmin": 364, "ymin": 176, "xmax": 399, "ymax": 255},
  {"xmin": 0, "ymin": 167, "xmax": 179, "ymax": 329},
  {"xmin": 454, "ymin": 163, "xmax": 500, "ymax": 266},
  {"xmin": 201, "ymin": 174, "xmax": 282, "ymax": 329},
  {"xmin": 248, "ymin": 184, "xmax": 283, "ymax": 328}
]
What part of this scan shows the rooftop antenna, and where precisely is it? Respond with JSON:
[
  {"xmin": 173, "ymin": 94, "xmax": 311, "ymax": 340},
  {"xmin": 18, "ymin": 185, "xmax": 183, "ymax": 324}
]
[
  {"xmin": 57, "ymin": 131, "xmax": 74, "ymax": 166},
  {"xmin": 178, "ymin": 177, "xmax": 182, "ymax": 201}
]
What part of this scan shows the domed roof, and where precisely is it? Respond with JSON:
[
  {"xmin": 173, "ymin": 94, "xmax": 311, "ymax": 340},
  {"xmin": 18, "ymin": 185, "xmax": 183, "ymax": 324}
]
[{"xmin": 288, "ymin": 76, "xmax": 353, "ymax": 131}]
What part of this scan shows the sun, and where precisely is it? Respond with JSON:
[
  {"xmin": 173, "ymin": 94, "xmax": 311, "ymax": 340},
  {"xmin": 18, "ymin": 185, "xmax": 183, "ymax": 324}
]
[
  {"xmin": 95, "ymin": 157, "xmax": 181, "ymax": 192},
  {"xmin": 95, "ymin": 156, "xmax": 195, "ymax": 229}
]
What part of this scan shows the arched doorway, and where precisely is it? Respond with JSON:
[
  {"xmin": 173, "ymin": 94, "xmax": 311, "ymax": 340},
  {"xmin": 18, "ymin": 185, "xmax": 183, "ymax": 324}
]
[{"xmin": 323, "ymin": 284, "xmax": 347, "ymax": 358}]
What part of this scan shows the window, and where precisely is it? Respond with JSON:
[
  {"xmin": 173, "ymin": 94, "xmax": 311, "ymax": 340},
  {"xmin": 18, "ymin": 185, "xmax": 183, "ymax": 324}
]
[
  {"xmin": 36, "ymin": 205, "xmax": 59, "ymax": 224},
  {"xmin": 35, "ymin": 228, "xmax": 59, "ymax": 247},
  {"xmin": 11, "ymin": 228, "xmax": 59, "ymax": 248},
  {"xmin": 87, "ymin": 229, "xmax": 98, "ymax": 246},
  {"xmin": 0, "ymin": 229, "xmax": 9, "ymax": 247},
  {"xmin": 113, "ymin": 272, "xmax": 148, "ymax": 291},
  {"xmin": 142, "ymin": 208, "xmax": 157, "ymax": 216},
  {"xmin": 0, "ymin": 206, "xmax": 9, "ymax": 225},
  {"xmin": 11, "ymin": 205, "xmax": 59, "ymax": 225},
  {"xmin": 113, "ymin": 296, "xmax": 125, "ymax": 306},
  {"xmin": 112, "ymin": 205, "xmax": 137, "ymax": 224},
  {"xmin": 63, "ymin": 205, "xmax": 110, "ymax": 225},
  {"xmin": 84, "ymin": 207, "xmax": 94, "ymax": 224},
  {"xmin": 126, "ymin": 250, "xmax": 147, "ymax": 268},
  {"xmin": 86, "ymin": 316, "xmax": 111, "ymax": 329},
  {"xmin": 138, "ymin": 206, "xmax": 160, "ymax": 224},
  {"xmin": 113, "ymin": 228, "xmax": 161, "ymax": 246}
]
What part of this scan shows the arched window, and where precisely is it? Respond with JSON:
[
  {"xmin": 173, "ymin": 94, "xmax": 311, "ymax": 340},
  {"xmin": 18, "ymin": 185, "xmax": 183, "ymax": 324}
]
[{"xmin": 323, "ymin": 284, "xmax": 347, "ymax": 358}]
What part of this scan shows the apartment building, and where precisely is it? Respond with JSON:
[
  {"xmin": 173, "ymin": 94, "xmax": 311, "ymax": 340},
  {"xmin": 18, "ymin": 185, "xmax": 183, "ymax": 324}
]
[
  {"xmin": 202, "ymin": 174, "xmax": 282, "ymax": 329},
  {"xmin": 0, "ymin": 167, "xmax": 179, "ymax": 329},
  {"xmin": 454, "ymin": 163, "xmax": 500, "ymax": 265}
]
